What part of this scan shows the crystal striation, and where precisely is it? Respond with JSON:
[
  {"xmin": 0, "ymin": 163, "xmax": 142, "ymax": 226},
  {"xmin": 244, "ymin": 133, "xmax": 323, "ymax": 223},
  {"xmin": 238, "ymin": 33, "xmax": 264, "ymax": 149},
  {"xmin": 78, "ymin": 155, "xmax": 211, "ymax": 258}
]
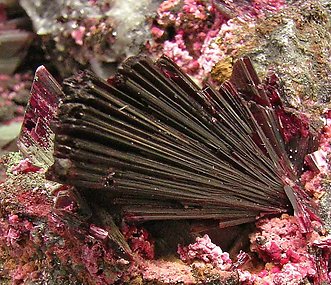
[
  {"xmin": 17, "ymin": 66, "xmax": 64, "ymax": 167},
  {"xmin": 32, "ymin": 55, "xmax": 320, "ymax": 232}
]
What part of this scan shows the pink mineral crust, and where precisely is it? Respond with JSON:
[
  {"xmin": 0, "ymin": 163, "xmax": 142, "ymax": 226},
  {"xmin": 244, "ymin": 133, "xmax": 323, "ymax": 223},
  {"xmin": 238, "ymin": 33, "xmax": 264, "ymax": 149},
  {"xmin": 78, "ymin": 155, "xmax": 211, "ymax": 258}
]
[
  {"xmin": 0, "ymin": 155, "xmax": 132, "ymax": 284},
  {"xmin": 1, "ymin": 155, "xmax": 242, "ymax": 284},
  {"xmin": 71, "ymin": 26, "xmax": 86, "ymax": 46},
  {"xmin": 147, "ymin": 0, "xmax": 287, "ymax": 84},
  {"xmin": 245, "ymin": 214, "xmax": 330, "ymax": 285},
  {"xmin": 178, "ymin": 234, "xmax": 232, "ymax": 270},
  {"xmin": 148, "ymin": 0, "xmax": 227, "ymax": 82}
]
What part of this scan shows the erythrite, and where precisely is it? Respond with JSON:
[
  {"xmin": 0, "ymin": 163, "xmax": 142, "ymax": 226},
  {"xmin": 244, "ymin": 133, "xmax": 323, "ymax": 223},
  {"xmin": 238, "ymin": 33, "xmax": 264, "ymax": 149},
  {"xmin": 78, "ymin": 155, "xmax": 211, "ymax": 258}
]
[{"xmin": 19, "ymin": 55, "xmax": 320, "ymax": 233}]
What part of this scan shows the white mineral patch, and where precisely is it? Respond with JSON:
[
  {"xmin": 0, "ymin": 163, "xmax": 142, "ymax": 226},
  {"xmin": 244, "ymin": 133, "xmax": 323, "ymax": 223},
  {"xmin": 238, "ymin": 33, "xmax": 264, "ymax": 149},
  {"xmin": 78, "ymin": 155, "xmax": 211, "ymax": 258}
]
[{"xmin": 106, "ymin": 0, "xmax": 161, "ymax": 60}]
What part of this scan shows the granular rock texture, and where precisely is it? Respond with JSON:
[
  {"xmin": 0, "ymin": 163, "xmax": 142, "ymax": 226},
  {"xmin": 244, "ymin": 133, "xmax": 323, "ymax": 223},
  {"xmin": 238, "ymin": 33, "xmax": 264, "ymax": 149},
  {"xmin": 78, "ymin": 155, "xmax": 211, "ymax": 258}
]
[{"xmin": 212, "ymin": 0, "xmax": 330, "ymax": 113}]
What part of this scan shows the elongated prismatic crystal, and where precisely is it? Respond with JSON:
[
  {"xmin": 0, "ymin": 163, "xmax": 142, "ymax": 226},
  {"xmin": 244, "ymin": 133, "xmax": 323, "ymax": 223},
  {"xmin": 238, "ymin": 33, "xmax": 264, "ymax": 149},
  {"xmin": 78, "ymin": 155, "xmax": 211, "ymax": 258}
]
[{"xmin": 19, "ymin": 55, "xmax": 320, "ymax": 232}]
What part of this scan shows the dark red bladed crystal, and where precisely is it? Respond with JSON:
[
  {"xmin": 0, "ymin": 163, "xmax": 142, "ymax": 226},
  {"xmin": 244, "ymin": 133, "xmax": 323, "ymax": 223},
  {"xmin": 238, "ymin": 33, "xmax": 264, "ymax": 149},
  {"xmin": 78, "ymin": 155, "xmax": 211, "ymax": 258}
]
[
  {"xmin": 17, "ymin": 65, "xmax": 64, "ymax": 167},
  {"xmin": 19, "ymin": 55, "xmax": 320, "ymax": 232}
]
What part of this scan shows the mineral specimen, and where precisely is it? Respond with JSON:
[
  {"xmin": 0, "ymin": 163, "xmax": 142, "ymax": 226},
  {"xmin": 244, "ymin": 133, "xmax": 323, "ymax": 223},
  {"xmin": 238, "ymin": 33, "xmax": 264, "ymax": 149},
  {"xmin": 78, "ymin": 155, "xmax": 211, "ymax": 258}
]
[
  {"xmin": 1, "ymin": 53, "xmax": 330, "ymax": 285},
  {"xmin": 1, "ymin": 151, "xmax": 330, "ymax": 283},
  {"xmin": 16, "ymin": 54, "xmax": 317, "ymax": 233},
  {"xmin": 0, "ymin": 1, "xmax": 330, "ymax": 284},
  {"xmin": 0, "ymin": 152, "xmax": 241, "ymax": 284}
]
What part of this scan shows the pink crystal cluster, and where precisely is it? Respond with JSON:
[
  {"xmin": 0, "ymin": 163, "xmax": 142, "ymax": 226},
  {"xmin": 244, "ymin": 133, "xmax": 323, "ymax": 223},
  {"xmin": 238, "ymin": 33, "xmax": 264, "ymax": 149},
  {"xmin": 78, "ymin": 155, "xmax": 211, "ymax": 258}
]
[
  {"xmin": 148, "ymin": 0, "xmax": 226, "ymax": 82},
  {"xmin": 244, "ymin": 215, "xmax": 330, "ymax": 285},
  {"xmin": 148, "ymin": 0, "xmax": 287, "ymax": 84},
  {"xmin": 176, "ymin": 214, "xmax": 330, "ymax": 284},
  {"xmin": 176, "ymin": 215, "xmax": 329, "ymax": 285},
  {"xmin": 122, "ymin": 224, "xmax": 155, "ymax": 260},
  {"xmin": 178, "ymin": 234, "xmax": 232, "ymax": 270},
  {"xmin": 2, "ymin": 155, "xmax": 238, "ymax": 284},
  {"xmin": 0, "ymin": 156, "xmax": 132, "ymax": 284}
]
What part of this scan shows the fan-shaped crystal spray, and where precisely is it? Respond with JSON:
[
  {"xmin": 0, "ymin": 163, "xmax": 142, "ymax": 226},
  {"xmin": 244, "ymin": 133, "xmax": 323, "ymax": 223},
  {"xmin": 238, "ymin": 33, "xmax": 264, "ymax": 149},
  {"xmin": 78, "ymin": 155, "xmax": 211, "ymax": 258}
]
[{"xmin": 19, "ymin": 55, "xmax": 320, "ymax": 232}]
